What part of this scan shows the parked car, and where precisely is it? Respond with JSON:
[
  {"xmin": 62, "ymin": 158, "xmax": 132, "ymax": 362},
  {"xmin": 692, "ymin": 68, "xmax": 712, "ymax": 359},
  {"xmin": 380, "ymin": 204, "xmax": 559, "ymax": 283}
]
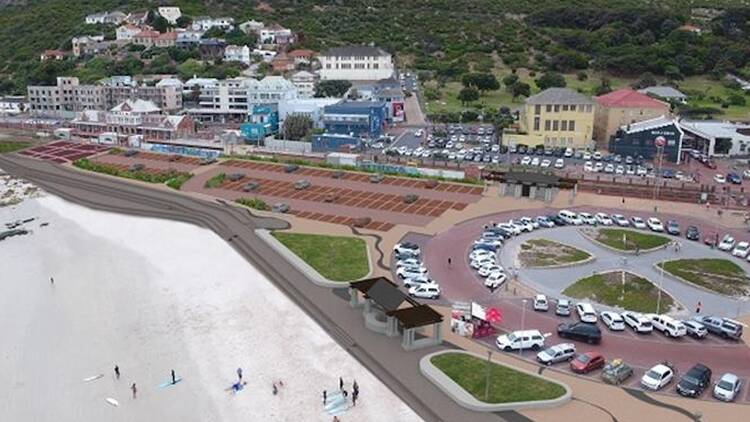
[
  {"xmin": 396, "ymin": 257, "xmax": 422, "ymax": 269},
  {"xmin": 682, "ymin": 320, "xmax": 708, "ymax": 339},
  {"xmin": 649, "ymin": 314, "xmax": 687, "ymax": 338},
  {"xmin": 595, "ymin": 213, "xmax": 613, "ymax": 226},
  {"xmin": 694, "ymin": 316, "xmax": 743, "ymax": 340},
  {"xmin": 294, "ymin": 179, "xmax": 311, "ymax": 190},
  {"xmin": 485, "ymin": 272, "xmax": 508, "ymax": 289},
  {"xmin": 558, "ymin": 210, "xmax": 583, "ymax": 225},
  {"xmin": 677, "ymin": 363, "xmax": 712, "ymax": 398},
  {"xmin": 602, "ymin": 359, "xmax": 634, "ymax": 385},
  {"xmin": 536, "ymin": 343, "xmax": 576, "ymax": 365},
  {"xmin": 713, "ymin": 373, "xmax": 742, "ymax": 402},
  {"xmin": 714, "ymin": 174, "xmax": 726, "ymax": 184},
  {"xmin": 536, "ymin": 216, "xmax": 555, "ymax": 228},
  {"xmin": 727, "ymin": 172, "xmax": 742, "ymax": 184},
  {"xmin": 402, "ymin": 274, "xmax": 435, "ymax": 288},
  {"xmin": 497, "ymin": 222, "xmax": 522, "ymax": 235},
  {"xmin": 600, "ymin": 311, "xmax": 625, "ymax": 331},
  {"xmin": 570, "ymin": 352, "xmax": 605, "ymax": 374},
  {"xmin": 631, "ymin": 216, "xmax": 647, "ymax": 229},
  {"xmin": 622, "ymin": 311, "xmax": 653, "ymax": 333},
  {"xmin": 533, "ymin": 294, "xmax": 549, "ymax": 312},
  {"xmin": 731, "ymin": 241, "xmax": 750, "ymax": 258},
  {"xmin": 646, "ymin": 217, "xmax": 664, "ymax": 232},
  {"xmin": 556, "ymin": 299, "xmax": 571, "ymax": 316},
  {"xmin": 271, "ymin": 203, "xmax": 290, "ymax": 213},
  {"xmin": 685, "ymin": 226, "xmax": 700, "ymax": 241},
  {"xmin": 665, "ymin": 220, "xmax": 681, "ymax": 236},
  {"xmin": 408, "ymin": 283, "xmax": 440, "ymax": 299},
  {"xmin": 470, "ymin": 256, "xmax": 496, "ymax": 270},
  {"xmin": 557, "ymin": 322, "xmax": 602, "ymax": 344},
  {"xmin": 641, "ymin": 362, "xmax": 675, "ymax": 390},
  {"xmin": 578, "ymin": 212, "xmax": 597, "ymax": 225},
  {"xmin": 496, "ymin": 330, "xmax": 545, "ymax": 351},
  {"xmin": 394, "ymin": 242, "xmax": 420, "ymax": 257},
  {"xmin": 718, "ymin": 235, "xmax": 736, "ymax": 251},
  {"xmin": 478, "ymin": 265, "xmax": 504, "ymax": 277},
  {"xmin": 576, "ymin": 303, "xmax": 598, "ymax": 323},
  {"xmin": 612, "ymin": 214, "xmax": 630, "ymax": 227}
]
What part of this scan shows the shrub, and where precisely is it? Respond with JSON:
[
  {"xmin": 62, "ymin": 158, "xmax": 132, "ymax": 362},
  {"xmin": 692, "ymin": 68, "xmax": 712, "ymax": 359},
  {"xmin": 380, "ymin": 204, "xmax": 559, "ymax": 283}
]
[
  {"xmin": 73, "ymin": 158, "xmax": 190, "ymax": 185},
  {"xmin": 235, "ymin": 197, "xmax": 268, "ymax": 211},
  {"xmin": 204, "ymin": 172, "xmax": 226, "ymax": 188},
  {"xmin": 166, "ymin": 173, "xmax": 193, "ymax": 190}
]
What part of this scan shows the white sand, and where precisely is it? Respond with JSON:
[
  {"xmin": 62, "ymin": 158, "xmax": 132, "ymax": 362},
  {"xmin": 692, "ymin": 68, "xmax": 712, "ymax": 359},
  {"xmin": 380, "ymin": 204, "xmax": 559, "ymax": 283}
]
[{"xmin": 0, "ymin": 195, "xmax": 422, "ymax": 422}]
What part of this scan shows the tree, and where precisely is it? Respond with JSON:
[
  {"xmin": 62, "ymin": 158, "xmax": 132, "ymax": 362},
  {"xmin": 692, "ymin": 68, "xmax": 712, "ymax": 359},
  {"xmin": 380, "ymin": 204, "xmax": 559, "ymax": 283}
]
[
  {"xmin": 461, "ymin": 72, "xmax": 499, "ymax": 93},
  {"xmin": 535, "ymin": 72, "xmax": 567, "ymax": 90},
  {"xmin": 728, "ymin": 93, "xmax": 747, "ymax": 106},
  {"xmin": 151, "ymin": 16, "xmax": 170, "ymax": 33},
  {"xmin": 664, "ymin": 65, "xmax": 683, "ymax": 81},
  {"xmin": 314, "ymin": 80, "xmax": 352, "ymax": 97},
  {"xmin": 457, "ymin": 87, "xmax": 479, "ymax": 105},
  {"xmin": 502, "ymin": 74, "xmax": 519, "ymax": 88},
  {"xmin": 633, "ymin": 72, "xmax": 657, "ymax": 89},
  {"xmin": 283, "ymin": 114, "xmax": 314, "ymax": 141},
  {"xmin": 594, "ymin": 77, "xmax": 612, "ymax": 96},
  {"xmin": 175, "ymin": 16, "xmax": 193, "ymax": 28},
  {"xmin": 225, "ymin": 28, "xmax": 258, "ymax": 46},
  {"xmin": 509, "ymin": 82, "xmax": 531, "ymax": 99},
  {"xmin": 576, "ymin": 71, "xmax": 588, "ymax": 81},
  {"xmin": 203, "ymin": 27, "xmax": 226, "ymax": 39}
]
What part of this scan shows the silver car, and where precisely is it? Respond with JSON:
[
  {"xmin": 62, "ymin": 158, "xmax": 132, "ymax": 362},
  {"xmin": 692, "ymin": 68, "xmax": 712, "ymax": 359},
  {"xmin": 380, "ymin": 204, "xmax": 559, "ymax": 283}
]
[
  {"xmin": 713, "ymin": 373, "xmax": 742, "ymax": 401},
  {"xmin": 536, "ymin": 343, "xmax": 576, "ymax": 365},
  {"xmin": 556, "ymin": 299, "xmax": 571, "ymax": 316}
]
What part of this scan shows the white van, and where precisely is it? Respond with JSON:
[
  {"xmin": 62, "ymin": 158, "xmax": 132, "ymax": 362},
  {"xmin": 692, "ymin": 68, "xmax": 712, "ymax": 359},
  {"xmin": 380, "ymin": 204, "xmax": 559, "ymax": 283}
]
[
  {"xmin": 559, "ymin": 210, "xmax": 583, "ymax": 225},
  {"xmin": 495, "ymin": 330, "xmax": 545, "ymax": 351},
  {"xmin": 622, "ymin": 311, "xmax": 653, "ymax": 333},
  {"xmin": 576, "ymin": 303, "xmax": 598, "ymax": 323},
  {"xmin": 649, "ymin": 314, "xmax": 687, "ymax": 338}
]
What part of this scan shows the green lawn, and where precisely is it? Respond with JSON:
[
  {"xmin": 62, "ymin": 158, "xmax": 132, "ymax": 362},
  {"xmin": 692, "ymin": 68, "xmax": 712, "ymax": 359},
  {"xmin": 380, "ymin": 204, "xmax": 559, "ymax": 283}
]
[
  {"xmin": 519, "ymin": 239, "xmax": 591, "ymax": 267},
  {"xmin": 204, "ymin": 172, "xmax": 226, "ymax": 188},
  {"xmin": 596, "ymin": 229, "xmax": 670, "ymax": 251},
  {"xmin": 658, "ymin": 259, "xmax": 749, "ymax": 296},
  {"xmin": 272, "ymin": 232, "xmax": 369, "ymax": 282},
  {"xmin": 563, "ymin": 271, "xmax": 673, "ymax": 313},
  {"xmin": 676, "ymin": 76, "xmax": 750, "ymax": 121},
  {"xmin": 73, "ymin": 158, "xmax": 191, "ymax": 185},
  {"xmin": 0, "ymin": 141, "xmax": 31, "ymax": 153},
  {"xmin": 165, "ymin": 173, "xmax": 193, "ymax": 190},
  {"xmin": 431, "ymin": 353, "xmax": 566, "ymax": 404}
]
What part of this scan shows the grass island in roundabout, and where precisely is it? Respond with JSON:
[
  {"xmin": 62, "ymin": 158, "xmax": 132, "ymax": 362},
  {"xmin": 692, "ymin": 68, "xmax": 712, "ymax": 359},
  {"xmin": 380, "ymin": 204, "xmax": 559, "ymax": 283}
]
[
  {"xmin": 563, "ymin": 271, "xmax": 677, "ymax": 313},
  {"xmin": 657, "ymin": 258, "xmax": 749, "ymax": 297},
  {"xmin": 271, "ymin": 232, "xmax": 370, "ymax": 282},
  {"xmin": 594, "ymin": 228, "xmax": 671, "ymax": 252},
  {"xmin": 518, "ymin": 239, "xmax": 591, "ymax": 267}
]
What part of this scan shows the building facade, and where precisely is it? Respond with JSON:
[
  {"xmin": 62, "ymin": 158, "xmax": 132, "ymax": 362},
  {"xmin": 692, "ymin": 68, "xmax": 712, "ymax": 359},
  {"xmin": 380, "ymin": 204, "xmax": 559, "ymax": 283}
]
[
  {"xmin": 679, "ymin": 120, "xmax": 750, "ymax": 157},
  {"xmin": 0, "ymin": 96, "xmax": 28, "ymax": 116},
  {"xmin": 157, "ymin": 7, "xmax": 182, "ymax": 24},
  {"xmin": 192, "ymin": 17, "xmax": 234, "ymax": 32},
  {"xmin": 278, "ymin": 98, "xmax": 341, "ymax": 129},
  {"xmin": 609, "ymin": 116, "xmax": 684, "ymax": 163},
  {"xmin": 594, "ymin": 88, "xmax": 671, "ymax": 149},
  {"xmin": 503, "ymin": 88, "xmax": 595, "ymax": 150},
  {"xmin": 318, "ymin": 46, "xmax": 394, "ymax": 81},
  {"xmin": 291, "ymin": 71, "xmax": 316, "ymax": 99},
  {"xmin": 224, "ymin": 45, "xmax": 251, "ymax": 65},
  {"xmin": 321, "ymin": 101, "xmax": 388, "ymax": 139},
  {"xmin": 72, "ymin": 99, "xmax": 194, "ymax": 141}
]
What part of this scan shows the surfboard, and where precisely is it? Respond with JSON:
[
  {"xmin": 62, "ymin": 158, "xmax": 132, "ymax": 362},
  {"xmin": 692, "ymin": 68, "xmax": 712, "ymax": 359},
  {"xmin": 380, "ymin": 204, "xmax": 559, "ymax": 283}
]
[
  {"xmin": 83, "ymin": 374, "xmax": 104, "ymax": 382},
  {"xmin": 158, "ymin": 377, "xmax": 183, "ymax": 388},
  {"xmin": 105, "ymin": 398, "xmax": 119, "ymax": 407}
]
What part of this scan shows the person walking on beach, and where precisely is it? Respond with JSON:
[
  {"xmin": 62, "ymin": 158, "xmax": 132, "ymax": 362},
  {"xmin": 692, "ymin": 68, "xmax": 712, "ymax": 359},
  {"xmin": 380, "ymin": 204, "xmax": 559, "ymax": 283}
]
[
  {"xmin": 447, "ymin": 257, "xmax": 452, "ymax": 267},
  {"xmin": 635, "ymin": 246, "xmax": 640, "ymax": 256},
  {"xmin": 171, "ymin": 369, "xmax": 176, "ymax": 384},
  {"xmin": 131, "ymin": 383, "xmax": 137, "ymax": 399},
  {"xmin": 272, "ymin": 383, "xmax": 278, "ymax": 395},
  {"xmin": 237, "ymin": 367, "xmax": 243, "ymax": 382},
  {"xmin": 50, "ymin": 276, "xmax": 54, "ymax": 285},
  {"xmin": 114, "ymin": 365, "xmax": 120, "ymax": 380},
  {"xmin": 323, "ymin": 390, "xmax": 327, "ymax": 405},
  {"xmin": 339, "ymin": 377, "xmax": 343, "ymax": 391},
  {"xmin": 353, "ymin": 380, "xmax": 358, "ymax": 395},
  {"xmin": 352, "ymin": 391, "xmax": 358, "ymax": 406}
]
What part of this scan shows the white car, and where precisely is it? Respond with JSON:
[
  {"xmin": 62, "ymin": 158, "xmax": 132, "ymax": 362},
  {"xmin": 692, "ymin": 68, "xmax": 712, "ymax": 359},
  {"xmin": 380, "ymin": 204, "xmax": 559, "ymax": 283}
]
[
  {"xmin": 615, "ymin": 165, "xmax": 625, "ymax": 175},
  {"xmin": 641, "ymin": 363, "xmax": 675, "ymax": 390},
  {"xmin": 408, "ymin": 283, "xmax": 440, "ymax": 299},
  {"xmin": 531, "ymin": 157, "xmax": 540, "ymax": 166},
  {"xmin": 595, "ymin": 212, "xmax": 613, "ymax": 226},
  {"xmin": 732, "ymin": 242, "xmax": 750, "ymax": 258},
  {"xmin": 540, "ymin": 159, "xmax": 551, "ymax": 168},
  {"xmin": 396, "ymin": 258, "xmax": 422, "ymax": 268},
  {"xmin": 533, "ymin": 294, "xmax": 549, "ymax": 312},
  {"xmin": 394, "ymin": 242, "xmax": 420, "ymax": 257},
  {"xmin": 578, "ymin": 212, "xmax": 597, "ymax": 225},
  {"xmin": 554, "ymin": 158, "xmax": 565, "ymax": 169},
  {"xmin": 402, "ymin": 274, "xmax": 435, "ymax": 288},
  {"xmin": 622, "ymin": 311, "xmax": 653, "ymax": 333},
  {"xmin": 583, "ymin": 161, "xmax": 594, "ymax": 172},
  {"xmin": 485, "ymin": 272, "xmax": 507, "ymax": 289},
  {"xmin": 536, "ymin": 216, "xmax": 555, "ymax": 228},
  {"xmin": 714, "ymin": 174, "xmax": 726, "ymax": 184},
  {"xmin": 646, "ymin": 217, "xmax": 664, "ymax": 232},
  {"xmin": 576, "ymin": 303, "xmax": 598, "ymax": 323},
  {"xmin": 600, "ymin": 311, "xmax": 625, "ymax": 331},
  {"xmin": 604, "ymin": 163, "xmax": 615, "ymax": 173},
  {"xmin": 497, "ymin": 222, "xmax": 521, "ymax": 236},
  {"xmin": 630, "ymin": 216, "xmax": 647, "ymax": 229},
  {"xmin": 559, "ymin": 210, "xmax": 583, "ymax": 225},
  {"xmin": 583, "ymin": 152, "xmax": 592, "ymax": 160},
  {"xmin": 536, "ymin": 343, "xmax": 576, "ymax": 366},
  {"xmin": 470, "ymin": 257, "xmax": 496, "ymax": 270},
  {"xmin": 564, "ymin": 148, "xmax": 573, "ymax": 158},
  {"xmin": 478, "ymin": 265, "xmax": 504, "ymax": 277},
  {"xmin": 594, "ymin": 162, "xmax": 604, "ymax": 172},
  {"xmin": 475, "ymin": 239, "xmax": 503, "ymax": 249},
  {"xmin": 519, "ymin": 216, "xmax": 539, "ymax": 229},
  {"xmin": 718, "ymin": 235, "xmax": 736, "ymax": 251},
  {"xmin": 612, "ymin": 214, "xmax": 630, "ymax": 226},
  {"xmin": 398, "ymin": 262, "xmax": 427, "ymax": 273},
  {"xmin": 510, "ymin": 219, "xmax": 534, "ymax": 232},
  {"xmin": 496, "ymin": 330, "xmax": 545, "ymax": 352},
  {"xmin": 593, "ymin": 151, "xmax": 602, "ymax": 160},
  {"xmin": 521, "ymin": 156, "xmax": 532, "ymax": 166},
  {"xmin": 469, "ymin": 249, "xmax": 494, "ymax": 260},
  {"xmin": 396, "ymin": 266, "xmax": 428, "ymax": 279},
  {"xmin": 713, "ymin": 373, "xmax": 742, "ymax": 402}
]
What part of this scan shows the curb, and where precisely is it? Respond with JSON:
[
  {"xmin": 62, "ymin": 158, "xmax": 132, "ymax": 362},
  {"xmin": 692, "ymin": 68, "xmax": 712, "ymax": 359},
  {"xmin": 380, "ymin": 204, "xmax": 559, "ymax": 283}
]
[
  {"xmin": 651, "ymin": 261, "xmax": 736, "ymax": 298},
  {"xmin": 419, "ymin": 350, "xmax": 572, "ymax": 412},
  {"xmin": 578, "ymin": 228, "xmax": 669, "ymax": 255},
  {"xmin": 255, "ymin": 229, "xmax": 371, "ymax": 288}
]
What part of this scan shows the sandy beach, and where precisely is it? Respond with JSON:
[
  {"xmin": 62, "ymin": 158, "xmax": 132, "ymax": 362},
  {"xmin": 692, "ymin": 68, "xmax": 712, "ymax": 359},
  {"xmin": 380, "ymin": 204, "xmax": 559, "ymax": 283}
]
[{"xmin": 0, "ymin": 194, "xmax": 422, "ymax": 422}]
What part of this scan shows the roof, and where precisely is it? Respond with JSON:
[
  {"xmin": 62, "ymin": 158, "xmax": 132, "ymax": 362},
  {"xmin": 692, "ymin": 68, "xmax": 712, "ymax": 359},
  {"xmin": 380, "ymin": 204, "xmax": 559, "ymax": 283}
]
[
  {"xmin": 135, "ymin": 30, "xmax": 160, "ymax": 38},
  {"xmin": 43, "ymin": 49, "xmax": 64, "ymax": 56},
  {"xmin": 387, "ymin": 305, "xmax": 443, "ymax": 329},
  {"xmin": 157, "ymin": 32, "xmax": 177, "ymax": 41},
  {"xmin": 595, "ymin": 89, "xmax": 668, "ymax": 109},
  {"xmin": 679, "ymin": 120, "xmax": 750, "ymax": 141},
  {"xmin": 526, "ymin": 88, "xmax": 595, "ymax": 105},
  {"xmin": 350, "ymin": 277, "xmax": 406, "ymax": 312},
  {"xmin": 292, "ymin": 70, "xmax": 315, "ymax": 79},
  {"xmin": 322, "ymin": 45, "xmax": 389, "ymax": 58},
  {"xmin": 503, "ymin": 171, "xmax": 561, "ymax": 185},
  {"xmin": 326, "ymin": 101, "xmax": 386, "ymax": 110},
  {"xmin": 621, "ymin": 115, "xmax": 679, "ymax": 134},
  {"xmin": 111, "ymin": 99, "xmax": 160, "ymax": 113},
  {"xmin": 156, "ymin": 78, "xmax": 183, "ymax": 87},
  {"xmin": 288, "ymin": 49, "xmax": 314, "ymax": 58},
  {"xmin": 638, "ymin": 86, "xmax": 687, "ymax": 99}
]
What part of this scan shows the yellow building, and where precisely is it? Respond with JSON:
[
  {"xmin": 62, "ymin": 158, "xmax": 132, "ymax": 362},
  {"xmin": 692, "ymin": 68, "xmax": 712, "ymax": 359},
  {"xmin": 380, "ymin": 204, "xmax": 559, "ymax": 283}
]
[{"xmin": 504, "ymin": 88, "xmax": 595, "ymax": 150}]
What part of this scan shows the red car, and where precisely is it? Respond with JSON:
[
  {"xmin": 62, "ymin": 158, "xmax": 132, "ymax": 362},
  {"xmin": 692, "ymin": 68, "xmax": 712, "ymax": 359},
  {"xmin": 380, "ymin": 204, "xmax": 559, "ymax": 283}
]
[
  {"xmin": 570, "ymin": 352, "xmax": 605, "ymax": 374},
  {"xmin": 704, "ymin": 233, "xmax": 718, "ymax": 247}
]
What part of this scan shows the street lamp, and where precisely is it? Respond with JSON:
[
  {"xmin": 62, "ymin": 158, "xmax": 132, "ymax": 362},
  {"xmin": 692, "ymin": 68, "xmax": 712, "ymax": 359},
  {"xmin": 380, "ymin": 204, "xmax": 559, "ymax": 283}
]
[
  {"xmin": 656, "ymin": 261, "xmax": 664, "ymax": 314},
  {"xmin": 484, "ymin": 350, "xmax": 493, "ymax": 401},
  {"xmin": 520, "ymin": 299, "xmax": 528, "ymax": 358},
  {"xmin": 653, "ymin": 136, "xmax": 666, "ymax": 203}
]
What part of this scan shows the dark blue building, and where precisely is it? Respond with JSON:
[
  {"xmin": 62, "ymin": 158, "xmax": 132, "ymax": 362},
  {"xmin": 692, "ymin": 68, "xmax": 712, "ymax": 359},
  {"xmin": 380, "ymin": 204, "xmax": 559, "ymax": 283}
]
[
  {"xmin": 609, "ymin": 116, "xmax": 684, "ymax": 163},
  {"xmin": 321, "ymin": 101, "xmax": 388, "ymax": 139},
  {"xmin": 311, "ymin": 133, "xmax": 362, "ymax": 152}
]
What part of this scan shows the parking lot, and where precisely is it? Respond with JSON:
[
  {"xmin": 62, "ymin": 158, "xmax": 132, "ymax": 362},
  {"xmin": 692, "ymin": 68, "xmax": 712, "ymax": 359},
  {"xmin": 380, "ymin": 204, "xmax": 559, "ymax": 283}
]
[{"xmin": 17, "ymin": 141, "xmax": 109, "ymax": 163}]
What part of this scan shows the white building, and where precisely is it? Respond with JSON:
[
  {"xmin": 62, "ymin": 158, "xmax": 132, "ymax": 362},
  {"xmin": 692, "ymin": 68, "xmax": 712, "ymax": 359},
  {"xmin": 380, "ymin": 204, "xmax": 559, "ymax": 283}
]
[
  {"xmin": 192, "ymin": 16, "xmax": 235, "ymax": 32},
  {"xmin": 224, "ymin": 45, "xmax": 251, "ymax": 65},
  {"xmin": 291, "ymin": 71, "xmax": 316, "ymax": 99},
  {"xmin": 278, "ymin": 98, "xmax": 341, "ymax": 129},
  {"xmin": 116, "ymin": 24, "xmax": 143, "ymax": 41},
  {"xmin": 188, "ymin": 76, "xmax": 298, "ymax": 123},
  {"xmin": 258, "ymin": 24, "xmax": 294, "ymax": 45},
  {"xmin": 85, "ymin": 11, "xmax": 127, "ymax": 25},
  {"xmin": 318, "ymin": 45, "xmax": 394, "ymax": 81},
  {"xmin": 239, "ymin": 20, "xmax": 264, "ymax": 34},
  {"xmin": 679, "ymin": 120, "xmax": 750, "ymax": 157},
  {"xmin": 0, "ymin": 96, "xmax": 27, "ymax": 116},
  {"xmin": 157, "ymin": 7, "xmax": 182, "ymax": 25},
  {"xmin": 253, "ymin": 49, "xmax": 277, "ymax": 63},
  {"xmin": 71, "ymin": 35, "xmax": 106, "ymax": 57}
]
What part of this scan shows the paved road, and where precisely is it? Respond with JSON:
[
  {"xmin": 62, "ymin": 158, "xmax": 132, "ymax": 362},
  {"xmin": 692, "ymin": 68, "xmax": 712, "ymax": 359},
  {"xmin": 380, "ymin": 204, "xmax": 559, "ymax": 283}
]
[{"xmin": 0, "ymin": 154, "xmax": 523, "ymax": 422}]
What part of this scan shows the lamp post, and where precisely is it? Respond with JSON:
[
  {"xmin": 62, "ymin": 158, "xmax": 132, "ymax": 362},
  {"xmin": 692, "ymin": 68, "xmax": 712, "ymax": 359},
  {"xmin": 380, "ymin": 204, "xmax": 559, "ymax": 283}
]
[
  {"xmin": 653, "ymin": 136, "xmax": 666, "ymax": 203},
  {"xmin": 520, "ymin": 299, "xmax": 528, "ymax": 358},
  {"xmin": 484, "ymin": 350, "xmax": 493, "ymax": 401},
  {"xmin": 656, "ymin": 261, "xmax": 664, "ymax": 314}
]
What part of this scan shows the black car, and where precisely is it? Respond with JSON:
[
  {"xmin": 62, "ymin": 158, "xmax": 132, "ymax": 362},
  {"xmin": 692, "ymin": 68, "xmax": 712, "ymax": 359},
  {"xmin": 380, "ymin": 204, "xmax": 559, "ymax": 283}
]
[
  {"xmin": 666, "ymin": 220, "xmax": 680, "ymax": 236},
  {"xmin": 557, "ymin": 322, "xmax": 602, "ymax": 344},
  {"xmin": 548, "ymin": 214, "xmax": 567, "ymax": 226},
  {"xmin": 686, "ymin": 226, "xmax": 700, "ymax": 241},
  {"xmin": 677, "ymin": 363, "xmax": 712, "ymax": 397}
]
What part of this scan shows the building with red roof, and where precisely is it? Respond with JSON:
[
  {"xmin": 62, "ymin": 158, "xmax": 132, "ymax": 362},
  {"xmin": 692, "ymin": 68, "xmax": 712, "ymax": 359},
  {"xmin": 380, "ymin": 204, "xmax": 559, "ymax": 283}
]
[{"xmin": 594, "ymin": 88, "xmax": 671, "ymax": 149}]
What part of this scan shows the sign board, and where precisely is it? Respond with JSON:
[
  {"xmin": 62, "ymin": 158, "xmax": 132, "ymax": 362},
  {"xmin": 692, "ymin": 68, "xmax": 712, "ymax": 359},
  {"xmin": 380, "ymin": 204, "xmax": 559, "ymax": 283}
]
[{"xmin": 654, "ymin": 136, "xmax": 666, "ymax": 148}]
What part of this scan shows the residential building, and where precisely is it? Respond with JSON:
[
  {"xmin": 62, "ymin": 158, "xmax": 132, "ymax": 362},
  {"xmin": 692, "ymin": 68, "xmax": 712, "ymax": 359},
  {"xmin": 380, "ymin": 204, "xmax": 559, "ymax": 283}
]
[
  {"xmin": 259, "ymin": 23, "xmax": 294, "ymax": 46},
  {"xmin": 116, "ymin": 24, "xmax": 144, "ymax": 41},
  {"xmin": 27, "ymin": 77, "xmax": 106, "ymax": 117},
  {"xmin": 503, "ymin": 88, "xmax": 596, "ymax": 150},
  {"xmin": 40, "ymin": 50, "xmax": 65, "ymax": 61},
  {"xmin": 240, "ymin": 104, "xmax": 279, "ymax": 142},
  {"xmin": 291, "ymin": 71, "xmax": 316, "ymax": 99},
  {"xmin": 288, "ymin": 49, "xmax": 315, "ymax": 66},
  {"xmin": 198, "ymin": 39, "xmax": 227, "ymax": 60},
  {"xmin": 154, "ymin": 32, "xmax": 177, "ymax": 48},
  {"xmin": 0, "ymin": 96, "xmax": 28, "ymax": 116},
  {"xmin": 71, "ymin": 35, "xmax": 108, "ymax": 57},
  {"xmin": 239, "ymin": 20, "xmax": 264, "ymax": 34},
  {"xmin": 638, "ymin": 86, "xmax": 688, "ymax": 103},
  {"xmin": 321, "ymin": 101, "xmax": 388, "ymax": 139},
  {"xmin": 318, "ymin": 45, "xmax": 394, "ymax": 81},
  {"xmin": 176, "ymin": 30, "xmax": 204, "ymax": 48},
  {"xmin": 157, "ymin": 7, "xmax": 182, "ymax": 25},
  {"xmin": 593, "ymin": 88, "xmax": 671, "ymax": 148},
  {"xmin": 105, "ymin": 84, "xmax": 182, "ymax": 112},
  {"xmin": 679, "ymin": 120, "xmax": 750, "ymax": 157},
  {"xmin": 156, "ymin": 78, "xmax": 183, "ymax": 90},
  {"xmin": 271, "ymin": 52, "xmax": 295, "ymax": 72},
  {"xmin": 85, "ymin": 11, "xmax": 127, "ymax": 25},
  {"xmin": 125, "ymin": 11, "xmax": 149, "ymax": 25},
  {"xmin": 678, "ymin": 24, "xmax": 703, "ymax": 34},
  {"xmin": 609, "ymin": 116, "xmax": 684, "ymax": 163},
  {"xmin": 278, "ymin": 98, "xmax": 341, "ymax": 129},
  {"xmin": 224, "ymin": 45, "xmax": 251, "ymax": 65},
  {"xmin": 133, "ymin": 31, "xmax": 161, "ymax": 48},
  {"xmin": 72, "ymin": 99, "xmax": 194, "ymax": 141},
  {"xmin": 192, "ymin": 16, "xmax": 234, "ymax": 32},
  {"xmin": 253, "ymin": 49, "xmax": 277, "ymax": 62}
]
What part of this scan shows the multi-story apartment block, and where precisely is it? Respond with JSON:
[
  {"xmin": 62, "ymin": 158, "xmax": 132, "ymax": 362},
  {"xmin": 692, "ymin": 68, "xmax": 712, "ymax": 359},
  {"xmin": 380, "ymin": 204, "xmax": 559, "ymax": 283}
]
[
  {"xmin": 318, "ymin": 46, "xmax": 394, "ymax": 81},
  {"xmin": 291, "ymin": 71, "xmax": 316, "ymax": 99},
  {"xmin": 224, "ymin": 45, "xmax": 251, "ymax": 65}
]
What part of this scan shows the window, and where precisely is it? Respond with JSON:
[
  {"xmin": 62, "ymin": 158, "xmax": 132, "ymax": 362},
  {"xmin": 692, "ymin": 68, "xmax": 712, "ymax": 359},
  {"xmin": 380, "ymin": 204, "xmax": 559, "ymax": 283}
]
[
  {"xmin": 554, "ymin": 105, "xmax": 560, "ymax": 112},
  {"xmin": 546, "ymin": 105, "xmax": 552, "ymax": 112},
  {"xmin": 544, "ymin": 120, "xmax": 551, "ymax": 131},
  {"xmin": 534, "ymin": 105, "xmax": 541, "ymax": 115},
  {"xmin": 585, "ymin": 104, "xmax": 592, "ymax": 112},
  {"xmin": 562, "ymin": 105, "xmax": 569, "ymax": 111},
  {"xmin": 552, "ymin": 120, "xmax": 559, "ymax": 131},
  {"xmin": 570, "ymin": 105, "xmax": 576, "ymax": 111},
  {"xmin": 533, "ymin": 116, "xmax": 540, "ymax": 131},
  {"xmin": 561, "ymin": 120, "xmax": 568, "ymax": 131},
  {"xmin": 569, "ymin": 120, "xmax": 575, "ymax": 131},
  {"xmin": 373, "ymin": 63, "xmax": 379, "ymax": 69}
]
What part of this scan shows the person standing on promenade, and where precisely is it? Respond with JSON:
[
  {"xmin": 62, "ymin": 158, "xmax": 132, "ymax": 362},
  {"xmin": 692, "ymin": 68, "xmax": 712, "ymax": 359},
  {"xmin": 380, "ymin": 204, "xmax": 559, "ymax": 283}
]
[
  {"xmin": 323, "ymin": 390, "xmax": 327, "ymax": 405},
  {"xmin": 114, "ymin": 365, "xmax": 119, "ymax": 380},
  {"xmin": 237, "ymin": 367, "xmax": 243, "ymax": 382},
  {"xmin": 131, "ymin": 383, "xmax": 137, "ymax": 399},
  {"xmin": 339, "ymin": 377, "xmax": 343, "ymax": 390},
  {"xmin": 171, "ymin": 369, "xmax": 176, "ymax": 384},
  {"xmin": 50, "ymin": 277, "xmax": 54, "ymax": 285}
]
